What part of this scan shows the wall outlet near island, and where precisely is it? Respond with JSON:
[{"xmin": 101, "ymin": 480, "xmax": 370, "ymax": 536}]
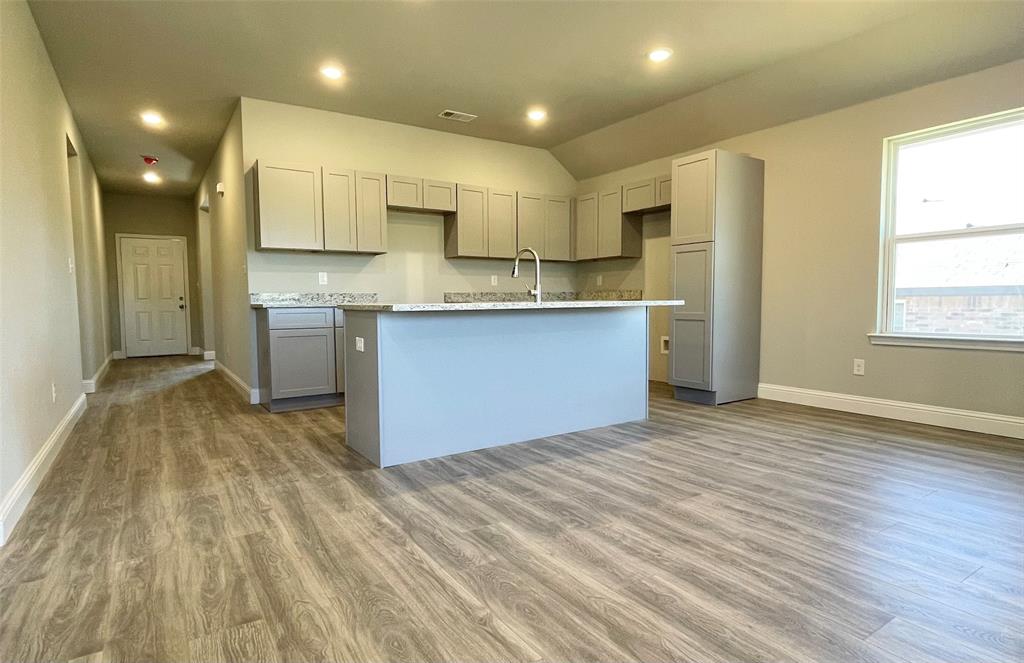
[
  {"xmin": 596, "ymin": 275, "xmax": 603, "ymax": 286},
  {"xmin": 51, "ymin": 381, "xmax": 56, "ymax": 403},
  {"xmin": 491, "ymin": 275, "xmax": 498, "ymax": 286},
  {"xmin": 852, "ymin": 358, "xmax": 865, "ymax": 376},
  {"xmin": 355, "ymin": 337, "xmax": 365, "ymax": 352},
  {"xmin": 660, "ymin": 336, "xmax": 670, "ymax": 355},
  {"xmin": 318, "ymin": 271, "xmax": 328, "ymax": 285}
]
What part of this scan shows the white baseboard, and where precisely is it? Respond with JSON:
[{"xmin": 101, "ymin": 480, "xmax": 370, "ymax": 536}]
[
  {"xmin": 81, "ymin": 353, "xmax": 112, "ymax": 394},
  {"xmin": 203, "ymin": 350, "xmax": 216, "ymax": 361},
  {"xmin": 0, "ymin": 394, "xmax": 87, "ymax": 545},
  {"xmin": 189, "ymin": 346, "xmax": 203, "ymax": 356},
  {"xmin": 215, "ymin": 361, "xmax": 259, "ymax": 405},
  {"xmin": 757, "ymin": 383, "xmax": 1024, "ymax": 439},
  {"xmin": 112, "ymin": 350, "xmax": 126, "ymax": 360}
]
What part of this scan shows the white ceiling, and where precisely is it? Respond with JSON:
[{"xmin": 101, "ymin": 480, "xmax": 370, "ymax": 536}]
[{"xmin": 26, "ymin": 1, "xmax": 1021, "ymax": 195}]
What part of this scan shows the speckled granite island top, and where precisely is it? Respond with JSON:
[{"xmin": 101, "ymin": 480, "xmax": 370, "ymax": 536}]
[
  {"xmin": 250, "ymin": 292, "xmax": 377, "ymax": 308},
  {"xmin": 338, "ymin": 300, "xmax": 683, "ymax": 312}
]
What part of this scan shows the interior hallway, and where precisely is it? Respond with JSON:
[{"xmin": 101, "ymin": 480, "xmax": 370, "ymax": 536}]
[{"xmin": 0, "ymin": 358, "xmax": 1021, "ymax": 662}]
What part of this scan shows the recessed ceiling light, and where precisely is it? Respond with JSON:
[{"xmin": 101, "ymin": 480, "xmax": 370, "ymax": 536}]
[
  {"xmin": 647, "ymin": 48, "xmax": 673, "ymax": 63},
  {"xmin": 143, "ymin": 171, "xmax": 161, "ymax": 184},
  {"xmin": 140, "ymin": 111, "xmax": 165, "ymax": 126},
  {"xmin": 526, "ymin": 108, "xmax": 547, "ymax": 123},
  {"xmin": 320, "ymin": 65, "xmax": 344, "ymax": 80}
]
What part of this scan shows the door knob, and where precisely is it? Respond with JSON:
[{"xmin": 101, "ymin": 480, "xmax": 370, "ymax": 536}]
[{"xmin": 179, "ymin": 304, "xmax": 185, "ymax": 310}]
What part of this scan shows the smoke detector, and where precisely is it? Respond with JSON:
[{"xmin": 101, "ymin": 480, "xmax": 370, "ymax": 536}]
[{"xmin": 438, "ymin": 109, "xmax": 477, "ymax": 123}]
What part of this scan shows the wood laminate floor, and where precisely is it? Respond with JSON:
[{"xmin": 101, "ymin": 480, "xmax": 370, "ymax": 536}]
[{"xmin": 1, "ymin": 357, "xmax": 1021, "ymax": 662}]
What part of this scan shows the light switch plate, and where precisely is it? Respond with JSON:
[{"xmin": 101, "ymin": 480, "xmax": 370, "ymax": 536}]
[
  {"xmin": 853, "ymin": 358, "xmax": 865, "ymax": 376},
  {"xmin": 660, "ymin": 336, "xmax": 670, "ymax": 355},
  {"xmin": 318, "ymin": 272, "xmax": 328, "ymax": 285},
  {"xmin": 355, "ymin": 337, "xmax": 365, "ymax": 352}
]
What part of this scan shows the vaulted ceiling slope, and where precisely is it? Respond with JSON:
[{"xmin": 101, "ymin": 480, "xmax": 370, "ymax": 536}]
[
  {"xmin": 26, "ymin": 1, "xmax": 1023, "ymax": 195},
  {"xmin": 552, "ymin": 2, "xmax": 1024, "ymax": 179}
]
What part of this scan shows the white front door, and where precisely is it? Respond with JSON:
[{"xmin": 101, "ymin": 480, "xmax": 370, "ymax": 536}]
[{"xmin": 120, "ymin": 236, "xmax": 189, "ymax": 357}]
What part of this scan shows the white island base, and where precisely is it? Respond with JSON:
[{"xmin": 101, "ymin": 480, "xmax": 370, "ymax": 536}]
[{"xmin": 341, "ymin": 301, "xmax": 679, "ymax": 467}]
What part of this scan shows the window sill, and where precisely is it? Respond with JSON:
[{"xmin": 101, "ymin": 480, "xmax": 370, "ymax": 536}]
[{"xmin": 867, "ymin": 333, "xmax": 1024, "ymax": 352}]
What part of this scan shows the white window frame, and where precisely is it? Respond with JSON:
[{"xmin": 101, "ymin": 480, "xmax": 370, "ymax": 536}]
[{"xmin": 872, "ymin": 107, "xmax": 1024, "ymax": 352}]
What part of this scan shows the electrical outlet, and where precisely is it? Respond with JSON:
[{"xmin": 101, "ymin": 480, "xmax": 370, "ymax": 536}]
[
  {"xmin": 355, "ymin": 337, "xmax": 365, "ymax": 352},
  {"xmin": 67, "ymin": 257, "xmax": 75, "ymax": 274},
  {"xmin": 596, "ymin": 275, "xmax": 603, "ymax": 286},
  {"xmin": 318, "ymin": 272, "xmax": 328, "ymax": 285},
  {"xmin": 491, "ymin": 275, "xmax": 498, "ymax": 286},
  {"xmin": 51, "ymin": 382, "xmax": 56, "ymax": 403},
  {"xmin": 660, "ymin": 336, "xmax": 670, "ymax": 355},
  {"xmin": 853, "ymin": 358, "xmax": 865, "ymax": 376}
]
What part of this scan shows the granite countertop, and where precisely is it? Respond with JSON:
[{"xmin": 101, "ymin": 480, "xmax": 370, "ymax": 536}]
[
  {"xmin": 250, "ymin": 292, "xmax": 378, "ymax": 308},
  {"xmin": 339, "ymin": 300, "xmax": 683, "ymax": 312}
]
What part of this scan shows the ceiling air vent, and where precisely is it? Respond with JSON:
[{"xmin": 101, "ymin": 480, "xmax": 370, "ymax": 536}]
[{"xmin": 438, "ymin": 109, "xmax": 478, "ymax": 123}]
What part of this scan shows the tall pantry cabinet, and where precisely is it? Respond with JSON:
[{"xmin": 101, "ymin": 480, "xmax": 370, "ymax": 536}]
[{"xmin": 668, "ymin": 149, "xmax": 764, "ymax": 405}]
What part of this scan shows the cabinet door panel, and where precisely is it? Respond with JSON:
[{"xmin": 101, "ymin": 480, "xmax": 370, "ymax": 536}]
[
  {"xmin": 453, "ymin": 184, "xmax": 488, "ymax": 257},
  {"xmin": 267, "ymin": 307, "xmax": 334, "ymax": 330},
  {"xmin": 269, "ymin": 328, "xmax": 337, "ymax": 399},
  {"xmin": 670, "ymin": 242, "xmax": 714, "ymax": 390},
  {"xmin": 597, "ymin": 189, "xmax": 623, "ymax": 258},
  {"xmin": 386, "ymin": 175, "xmax": 423, "ymax": 209},
  {"xmin": 423, "ymin": 180, "xmax": 457, "ymax": 212},
  {"xmin": 323, "ymin": 167, "xmax": 357, "ymax": 251},
  {"xmin": 670, "ymin": 319, "xmax": 710, "ymax": 388},
  {"xmin": 516, "ymin": 192, "xmax": 545, "ymax": 258},
  {"xmin": 655, "ymin": 174, "xmax": 672, "ymax": 207},
  {"xmin": 487, "ymin": 188, "xmax": 517, "ymax": 258},
  {"xmin": 622, "ymin": 178, "xmax": 656, "ymax": 213},
  {"xmin": 255, "ymin": 161, "xmax": 322, "ymax": 250},
  {"xmin": 544, "ymin": 195, "xmax": 572, "ymax": 261},
  {"xmin": 671, "ymin": 152, "xmax": 716, "ymax": 244},
  {"xmin": 355, "ymin": 171, "xmax": 388, "ymax": 253},
  {"xmin": 575, "ymin": 193, "xmax": 598, "ymax": 260}
]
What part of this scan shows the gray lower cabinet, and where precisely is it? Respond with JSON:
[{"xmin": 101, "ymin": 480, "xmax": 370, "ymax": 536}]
[
  {"xmin": 669, "ymin": 149, "xmax": 764, "ymax": 405},
  {"xmin": 257, "ymin": 307, "xmax": 344, "ymax": 412}
]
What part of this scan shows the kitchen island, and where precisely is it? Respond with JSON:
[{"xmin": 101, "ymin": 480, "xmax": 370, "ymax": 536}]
[{"xmin": 340, "ymin": 300, "xmax": 682, "ymax": 467}]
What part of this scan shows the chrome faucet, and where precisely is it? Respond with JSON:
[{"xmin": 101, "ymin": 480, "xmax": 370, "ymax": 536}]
[{"xmin": 511, "ymin": 247, "xmax": 542, "ymax": 303}]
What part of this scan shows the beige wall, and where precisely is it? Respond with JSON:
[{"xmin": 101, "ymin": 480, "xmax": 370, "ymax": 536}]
[
  {"xmin": 196, "ymin": 105, "xmax": 253, "ymax": 386},
  {"xmin": 103, "ymin": 193, "xmax": 203, "ymax": 351},
  {"xmin": 240, "ymin": 98, "xmax": 579, "ymax": 302},
  {"xmin": 67, "ymin": 141, "xmax": 110, "ymax": 380},
  {"xmin": 0, "ymin": 1, "xmax": 107, "ymax": 535},
  {"xmin": 577, "ymin": 60, "xmax": 1024, "ymax": 416}
]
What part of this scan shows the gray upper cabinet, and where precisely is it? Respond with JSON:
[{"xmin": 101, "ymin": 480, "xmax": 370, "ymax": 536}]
[
  {"xmin": 543, "ymin": 195, "xmax": 572, "ymax": 262},
  {"xmin": 575, "ymin": 192, "xmax": 598, "ymax": 261},
  {"xmin": 516, "ymin": 192, "xmax": 545, "ymax": 257},
  {"xmin": 445, "ymin": 184, "xmax": 488, "ymax": 258},
  {"xmin": 386, "ymin": 175, "xmax": 424, "ymax": 210},
  {"xmin": 516, "ymin": 193, "xmax": 572, "ymax": 261},
  {"xmin": 253, "ymin": 161, "xmax": 386, "ymax": 254},
  {"xmin": 597, "ymin": 188, "xmax": 642, "ymax": 259},
  {"xmin": 656, "ymin": 174, "xmax": 672, "ymax": 207},
  {"xmin": 445, "ymin": 185, "xmax": 518, "ymax": 259},
  {"xmin": 622, "ymin": 178, "xmax": 657, "ymax": 213},
  {"xmin": 323, "ymin": 166, "xmax": 357, "ymax": 252},
  {"xmin": 668, "ymin": 149, "xmax": 764, "ymax": 405},
  {"xmin": 487, "ymin": 188, "xmax": 517, "ymax": 258},
  {"xmin": 254, "ymin": 160, "xmax": 323, "ymax": 251},
  {"xmin": 423, "ymin": 180, "xmax": 457, "ymax": 212},
  {"xmin": 671, "ymin": 151, "xmax": 716, "ymax": 244},
  {"xmin": 355, "ymin": 171, "xmax": 388, "ymax": 254},
  {"xmin": 387, "ymin": 176, "xmax": 457, "ymax": 213}
]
